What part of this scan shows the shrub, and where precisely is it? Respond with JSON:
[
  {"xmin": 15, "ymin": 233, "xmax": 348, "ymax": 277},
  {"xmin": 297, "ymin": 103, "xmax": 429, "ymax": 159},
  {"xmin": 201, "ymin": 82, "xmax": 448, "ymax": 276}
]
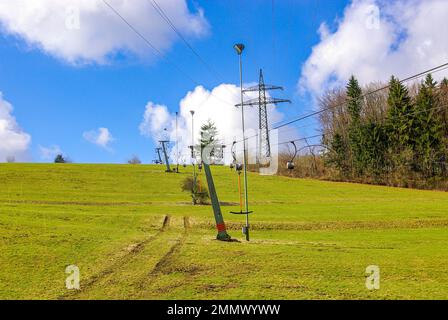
[
  {"xmin": 54, "ymin": 154, "xmax": 67, "ymax": 163},
  {"xmin": 181, "ymin": 176, "xmax": 209, "ymax": 205},
  {"xmin": 6, "ymin": 156, "xmax": 15, "ymax": 163},
  {"xmin": 127, "ymin": 155, "xmax": 142, "ymax": 164}
]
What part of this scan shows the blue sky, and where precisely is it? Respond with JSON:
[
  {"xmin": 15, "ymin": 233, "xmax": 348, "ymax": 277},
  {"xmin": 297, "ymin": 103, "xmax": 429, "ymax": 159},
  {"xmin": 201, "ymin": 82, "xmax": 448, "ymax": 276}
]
[
  {"xmin": 0, "ymin": 0, "xmax": 348, "ymax": 163},
  {"xmin": 0, "ymin": 0, "xmax": 446, "ymax": 163}
]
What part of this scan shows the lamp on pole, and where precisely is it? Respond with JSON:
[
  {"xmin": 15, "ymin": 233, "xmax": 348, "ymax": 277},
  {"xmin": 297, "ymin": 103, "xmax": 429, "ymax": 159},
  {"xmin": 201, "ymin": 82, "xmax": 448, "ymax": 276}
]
[{"xmin": 234, "ymin": 43, "xmax": 250, "ymax": 241}]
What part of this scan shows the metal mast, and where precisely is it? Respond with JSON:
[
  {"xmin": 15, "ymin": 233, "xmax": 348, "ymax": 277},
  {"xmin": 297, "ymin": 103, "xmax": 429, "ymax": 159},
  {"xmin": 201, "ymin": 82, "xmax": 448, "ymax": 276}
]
[
  {"xmin": 154, "ymin": 147, "xmax": 163, "ymax": 164},
  {"xmin": 175, "ymin": 111, "xmax": 179, "ymax": 173},
  {"xmin": 238, "ymin": 69, "xmax": 291, "ymax": 164},
  {"xmin": 234, "ymin": 43, "xmax": 251, "ymax": 241},
  {"xmin": 159, "ymin": 140, "xmax": 172, "ymax": 172},
  {"xmin": 259, "ymin": 70, "xmax": 269, "ymax": 161},
  {"xmin": 190, "ymin": 110, "xmax": 196, "ymax": 195}
]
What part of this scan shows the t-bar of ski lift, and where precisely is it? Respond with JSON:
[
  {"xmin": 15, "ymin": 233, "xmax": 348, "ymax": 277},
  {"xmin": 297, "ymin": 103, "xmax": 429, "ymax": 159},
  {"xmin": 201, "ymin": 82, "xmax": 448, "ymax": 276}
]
[
  {"xmin": 230, "ymin": 141, "xmax": 252, "ymax": 216},
  {"xmin": 229, "ymin": 141, "xmax": 236, "ymax": 170},
  {"xmin": 194, "ymin": 158, "xmax": 207, "ymax": 198}
]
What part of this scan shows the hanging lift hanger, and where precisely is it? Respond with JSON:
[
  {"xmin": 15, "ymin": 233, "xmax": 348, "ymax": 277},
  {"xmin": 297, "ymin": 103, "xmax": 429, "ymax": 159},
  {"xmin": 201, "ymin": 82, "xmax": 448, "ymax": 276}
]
[{"xmin": 230, "ymin": 141, "xmax": 253, "ymax": 215}]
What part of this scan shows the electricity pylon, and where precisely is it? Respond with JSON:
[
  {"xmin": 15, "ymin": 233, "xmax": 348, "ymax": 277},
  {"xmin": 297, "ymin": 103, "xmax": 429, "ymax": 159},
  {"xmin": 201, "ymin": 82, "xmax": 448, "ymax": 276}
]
[{"xmin": 237, "ymin": 69, "xmax": 291, "ymax": 164}]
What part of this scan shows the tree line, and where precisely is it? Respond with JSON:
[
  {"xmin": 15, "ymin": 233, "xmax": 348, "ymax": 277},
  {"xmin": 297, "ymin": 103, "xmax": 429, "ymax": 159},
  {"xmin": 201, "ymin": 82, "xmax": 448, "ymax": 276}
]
[{"xmin": 318, "ymin": 74, "xmax": 448, "ymax": 189}]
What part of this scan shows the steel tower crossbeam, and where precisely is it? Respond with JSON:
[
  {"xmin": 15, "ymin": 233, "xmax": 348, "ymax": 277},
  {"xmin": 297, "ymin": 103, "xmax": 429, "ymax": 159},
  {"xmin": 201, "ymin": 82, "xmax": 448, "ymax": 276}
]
[{"xmin": 235, "ymin": 69, "xmax": 291, "ymax": 164}]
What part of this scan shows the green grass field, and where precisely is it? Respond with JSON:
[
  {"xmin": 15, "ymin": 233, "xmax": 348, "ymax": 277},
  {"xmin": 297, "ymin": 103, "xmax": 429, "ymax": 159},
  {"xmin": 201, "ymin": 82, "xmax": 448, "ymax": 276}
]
[{"xmin": 1, "ymin": 163, "xmax": 448, "ymax": 300}]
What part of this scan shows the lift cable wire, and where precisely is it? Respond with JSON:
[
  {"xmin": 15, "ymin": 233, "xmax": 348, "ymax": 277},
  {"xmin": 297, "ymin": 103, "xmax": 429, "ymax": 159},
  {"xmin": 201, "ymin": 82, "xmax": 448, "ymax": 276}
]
[
  {"xmin": 148, "ymin": 0, "xmax": 221, "ymax": 81},
  {"xmin": 272, "ymin": 62, "xmax": 448, "ymax": 131},
  {"xmin": 220, "ymin": 121, "xmax": 319, "ymax": 155},
  {"xmin": 223, "ymin": 61, "xmax": 448, "ymax": 148},
  {"xmin": 223, "ymin": 133, "xmax": 323, "ymax": 157},
  {"xmin": 148, "ymin": 0, "xmax": 253, "ymax": 102},
  {"xmin": 101, "ymin": 0, "xmax": 235, "ymax": 107},
  {"xmin": 223, "ymin": 98, "xmax": 448, "ymax": 156},
  {"xmin": 105, "ymin": 0, "xmax": 448, "ymax": 156}
]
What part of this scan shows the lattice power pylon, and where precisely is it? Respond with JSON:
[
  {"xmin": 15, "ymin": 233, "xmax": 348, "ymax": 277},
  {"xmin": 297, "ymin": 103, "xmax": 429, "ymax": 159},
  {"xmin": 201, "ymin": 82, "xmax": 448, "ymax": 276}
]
[{"xmin": 237, "ymin": 69, "xmax": 291, "ymax": 164}]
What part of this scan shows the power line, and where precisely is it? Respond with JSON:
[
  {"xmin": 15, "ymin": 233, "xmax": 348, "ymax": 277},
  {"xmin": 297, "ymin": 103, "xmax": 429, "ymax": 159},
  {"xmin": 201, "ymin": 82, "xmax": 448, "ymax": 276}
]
[
  {"xmin": 101, "ymin": 0, "xmax": 235, "ymax": 107},
  {"xmin": 219, "ymin": 119, "xmax": 318, "ymax": 150},
  {"xmin": 218, "ymin": 63, "xmax": 448, "ymax": 152},
  {"xmin": 148, "ymin": 0, "xmax": 254, "ymax": 103},
  {"xmin": 225, "ymin": 95, "xmax": 448, "ymax": 154},
  {"xmin": 240, "ymin": 61, "xmax": 448, "ymax": 146},
  {"xmin": 224, "ymin": 133, "xmax": 323, "ymax": 156},
  {"xmin": 148, "ymin": 0, "xmax": 221, "ymax": 80},
  {"xmin": 272, "ymin": 62, "xmax": 448, "ymax": 130},
  {"xmin": 227, "ymin": 100, "xmax": 448, "ymax": 157},
  {"xmin": 106, "ymin": 0, "xmax": 448, "ymax": 157}
]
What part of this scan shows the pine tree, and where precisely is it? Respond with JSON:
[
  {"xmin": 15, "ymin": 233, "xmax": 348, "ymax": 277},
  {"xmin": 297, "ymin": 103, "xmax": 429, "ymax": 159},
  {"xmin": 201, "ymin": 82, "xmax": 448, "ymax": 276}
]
[
  {"xmin": 415, "ymin": 74, "xmax": 442, "ymax": 176},
  {"xmin": 440, "ymin": 78, "xmax": 448, "ymax": 138},
  {"xmin": 359, "ymin": 122, "xmax": 388, "ymax": 176},
  {"xmin": 346, "ymin": 76, "xmax": 364, "ymax": 174},
  {"xmin": 329, "ymin": 132, "xmax": 350, "ymax": 176},
  {"xmin": 347, "ymin": 76, "xmax": 362, "ymax": 122},
  {"xmin": 441, "ymin": 78, "xmax": 448, "ymax": 88},
  {"xmin": 386, "ymin": 76, "xmax": 415, "ymax": 149},
  {"xmin": 441, "ymin": 78, "xmax": 448, "ymax": 177},
  {"xmin": 199, "ymin": 119, "xmax": 219, "ymax": 164}
]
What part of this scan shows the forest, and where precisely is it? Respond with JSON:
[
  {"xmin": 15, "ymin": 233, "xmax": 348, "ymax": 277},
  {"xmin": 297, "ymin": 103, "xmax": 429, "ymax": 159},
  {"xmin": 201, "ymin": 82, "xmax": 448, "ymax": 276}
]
[{"xmin": 279, "ymin": 74, "xmax": 448, "ymax": 190}]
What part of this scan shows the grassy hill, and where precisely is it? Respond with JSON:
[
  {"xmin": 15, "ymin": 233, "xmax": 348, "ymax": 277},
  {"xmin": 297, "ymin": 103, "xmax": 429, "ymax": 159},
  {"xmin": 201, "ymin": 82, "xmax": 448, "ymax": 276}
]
[{"xmin": 1, "ymin": 163, "xmax": 448, "ymax": 299}]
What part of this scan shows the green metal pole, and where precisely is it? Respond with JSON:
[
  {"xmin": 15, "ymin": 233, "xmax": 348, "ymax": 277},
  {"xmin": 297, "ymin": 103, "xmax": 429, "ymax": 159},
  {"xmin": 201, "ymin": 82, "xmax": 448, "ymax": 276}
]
[
  {"xmin": 203, "ymin": 162, "xmax": 231, "ymax": 241},
  {"xmin": 160, "ymin": 141, "xmax": 171, "ymax": 172},
  {"xmin": 191, "ymin": 111, "xmax": 197, "ymax": 198},
  {"xmin": 237, "ymin": 46, "xmax": 250, "ymax": 241},
  {"xmin": 176, "ymin": 111, "xmax": 179, "ymax": 173}
]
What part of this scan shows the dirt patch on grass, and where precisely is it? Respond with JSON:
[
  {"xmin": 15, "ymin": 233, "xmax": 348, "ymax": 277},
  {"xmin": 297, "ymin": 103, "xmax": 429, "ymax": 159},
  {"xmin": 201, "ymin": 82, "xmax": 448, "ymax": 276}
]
[{"xmin": 199, "ymin": 283, "xmax": 239, "ymax": 293}]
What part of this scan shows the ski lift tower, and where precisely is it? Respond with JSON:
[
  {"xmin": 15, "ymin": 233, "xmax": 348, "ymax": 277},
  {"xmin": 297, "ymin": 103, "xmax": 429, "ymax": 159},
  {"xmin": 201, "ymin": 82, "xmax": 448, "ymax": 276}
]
[
  {"xmin": 190, "ymin": 110, "xmax": 231, "ymax": 241},
  {"xmin": 158, "ymin": 140, "xmax": 172, "ymax": 172},
  {"xmin": 153, "ymin": 147, "xmax": 163, "ymax": 164}
]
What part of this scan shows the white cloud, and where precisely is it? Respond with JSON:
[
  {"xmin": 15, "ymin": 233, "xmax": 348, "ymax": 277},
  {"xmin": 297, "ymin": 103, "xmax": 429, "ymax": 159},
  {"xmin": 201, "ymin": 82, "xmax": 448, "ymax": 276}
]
[
  {"xmin": 0, "ymin": 0, "xmax": 209, "ymax": 64},
  {"xmin": 139, "ymin": 102, "xmax": 171, "ymax": 140},
  {"xmin": 0, "ymin": 92, "xmax": 31, "ymax": 162},
  {"xmin": 139, "ymin": 84, "xmax": 286, "ymax": 164},
  {"xmin": 299, "ymin": 0, "xmax": 448, "ymax": 96},
  {"xmin": 83, "ymin": 127, "xmax": 114, "ymax": 150},
  {"xmin": 39, "ymin": 145, "xmax": 63, "ymax": 161}
]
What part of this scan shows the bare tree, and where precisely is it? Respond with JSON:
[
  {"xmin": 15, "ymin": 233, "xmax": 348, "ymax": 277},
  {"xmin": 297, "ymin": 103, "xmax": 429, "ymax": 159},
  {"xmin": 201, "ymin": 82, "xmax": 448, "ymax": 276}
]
[
  {"xmin": 6, "ymin": 156, "xmax": 15, "ymax": 163},
  {"xmin": 127, "ymin": 155, "xmax": 142, "ymax": 164}
]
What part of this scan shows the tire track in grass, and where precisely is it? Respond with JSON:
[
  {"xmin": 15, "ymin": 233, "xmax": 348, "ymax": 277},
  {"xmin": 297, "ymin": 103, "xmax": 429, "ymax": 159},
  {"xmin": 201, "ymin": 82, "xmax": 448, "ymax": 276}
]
[
  {"xmin": 150, "ymin": 216, "xmax": 190, "ymax": 275},
  {"xmin": 59, "ymin": 215, "xmax": 171, "ymax": 300},
  {"xmin": 133, "ymin": 217, "xmax": 191, "ymax": 297}
]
